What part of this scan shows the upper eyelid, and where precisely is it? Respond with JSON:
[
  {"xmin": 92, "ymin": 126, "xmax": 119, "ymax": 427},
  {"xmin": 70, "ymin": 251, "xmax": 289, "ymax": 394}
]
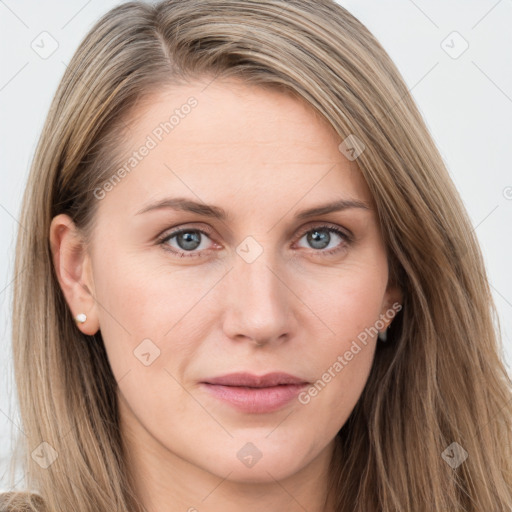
[{"xmin": 159, "ymin": 225, "xmax": 215, "ymax": 242}]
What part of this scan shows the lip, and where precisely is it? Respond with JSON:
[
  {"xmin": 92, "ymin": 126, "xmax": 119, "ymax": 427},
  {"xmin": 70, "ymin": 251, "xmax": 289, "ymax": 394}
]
[{"xmin": 200, "ymin": 372, "xmax": 309, "ymax": 414}]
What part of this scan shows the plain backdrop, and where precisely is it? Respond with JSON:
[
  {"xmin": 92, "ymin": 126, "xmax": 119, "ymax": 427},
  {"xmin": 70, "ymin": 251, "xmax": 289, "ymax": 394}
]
[{"xmin": 1, "ymin": 0, "xmax": 511, "ymax": 491}]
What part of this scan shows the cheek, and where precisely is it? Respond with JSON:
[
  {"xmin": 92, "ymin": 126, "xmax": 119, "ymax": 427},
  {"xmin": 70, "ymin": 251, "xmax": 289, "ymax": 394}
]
[
  {"xmin": 91, "ymin": 249, "xmax": 214, "ymax": 386},
  {"xmin": 307, "ymin": 258, "xmax": 388, "ymax": 339},
  {"xmin": 296, "ymin": 263, "xmax": 386, "ymax": 423},
  {"xmin": 298, "ymin": 309, "xmax": 378, "ymax": 442}
]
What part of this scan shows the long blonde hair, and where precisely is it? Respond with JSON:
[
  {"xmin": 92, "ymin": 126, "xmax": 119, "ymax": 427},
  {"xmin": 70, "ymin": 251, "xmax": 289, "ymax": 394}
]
[{"xmin": 3, "ymin": 1, "xmax": 511, "ymax": 510}]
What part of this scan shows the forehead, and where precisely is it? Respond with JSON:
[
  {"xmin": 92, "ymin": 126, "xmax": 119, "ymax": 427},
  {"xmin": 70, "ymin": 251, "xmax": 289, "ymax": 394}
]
[
  {"xmin": 125, "ymin": 78, "xmax": 345, "ymax": 159},
  {"xmin": 97, "ymin": 78, "xmax": 374, "ymax": 217}
]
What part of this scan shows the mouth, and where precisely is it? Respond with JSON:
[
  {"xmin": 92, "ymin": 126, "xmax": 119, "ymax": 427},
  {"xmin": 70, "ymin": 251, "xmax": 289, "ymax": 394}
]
[{"xmin": 200, "ymin": 372, "xmax": 309, "ymax": 414}]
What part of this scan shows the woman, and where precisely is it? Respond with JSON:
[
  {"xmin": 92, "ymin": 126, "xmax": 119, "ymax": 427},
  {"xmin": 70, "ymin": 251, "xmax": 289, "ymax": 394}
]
[{"xmin": 2, "ymin": 0, "xmax": 511, "ymax": 510}]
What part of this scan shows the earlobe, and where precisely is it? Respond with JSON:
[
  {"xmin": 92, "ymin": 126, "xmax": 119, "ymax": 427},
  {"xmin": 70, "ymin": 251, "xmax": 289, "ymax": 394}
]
[
  {"xmin": 49, "ymin": 214, "xmax": 100, "ymax": 336},
  {"xmin": 378, "ymin": 283, "xmax": 403, "ymax": 339},
  {"xmin": 387, "ymin": 285, "xmax": 403, "ymax": 314}
]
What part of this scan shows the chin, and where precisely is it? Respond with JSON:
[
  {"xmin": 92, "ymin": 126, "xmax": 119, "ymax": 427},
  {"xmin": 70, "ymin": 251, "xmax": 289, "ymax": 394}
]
[{"xmin": 199, "ymin": 443, "xmax": 310, "ymax": 483}]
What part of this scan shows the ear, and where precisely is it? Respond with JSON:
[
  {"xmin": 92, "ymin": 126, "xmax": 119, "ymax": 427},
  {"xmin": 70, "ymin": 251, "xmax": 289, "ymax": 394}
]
[
  {"xmin": 379, "ymin": 282, "xmax": 403, "ymax": 331},
  {"xmin": 49, "ymin": 214, "xmax": 99, "ymax": 336}
]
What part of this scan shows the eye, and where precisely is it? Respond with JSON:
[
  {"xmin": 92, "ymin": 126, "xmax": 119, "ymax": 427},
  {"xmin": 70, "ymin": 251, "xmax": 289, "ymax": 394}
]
[
  {"xmin": 157, "ymin": 223, "xmax": 352, "ymax": 259},
  {"xmin": 158, "ymin": 227, "xmax": 216, "ymax": 258},
  {"xmin": 294, "ymin": 224, "xmax": 352, "ymax": 256}
]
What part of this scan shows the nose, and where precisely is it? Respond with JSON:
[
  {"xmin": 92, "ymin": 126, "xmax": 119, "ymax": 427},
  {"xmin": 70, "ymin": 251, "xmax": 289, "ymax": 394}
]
[{"xmin": 221, "ymin": 252, "xmax": 296, "ymax": 347}]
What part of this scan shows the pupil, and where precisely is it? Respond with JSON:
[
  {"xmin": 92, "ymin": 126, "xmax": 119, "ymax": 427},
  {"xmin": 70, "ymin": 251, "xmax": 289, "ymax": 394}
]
[
  {"xmin": 308, "ymin": 230, "xmax": 330, "ymax": 249},
  {"xmin": 178, "ymin": 231, "xmax": 201, "ymax": 251}
]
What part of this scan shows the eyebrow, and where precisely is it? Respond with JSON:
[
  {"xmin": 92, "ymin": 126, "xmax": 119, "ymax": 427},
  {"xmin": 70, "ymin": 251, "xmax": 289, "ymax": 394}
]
[{"xmin": 135, "ymin": 196, "xmax": 371, "ymax": 220}]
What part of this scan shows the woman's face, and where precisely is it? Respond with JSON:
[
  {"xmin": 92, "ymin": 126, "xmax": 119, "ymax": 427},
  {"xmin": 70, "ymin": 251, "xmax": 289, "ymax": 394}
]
[{"xmin": 53, "ymin": 78, "xmax": 401, "ymax": 490}]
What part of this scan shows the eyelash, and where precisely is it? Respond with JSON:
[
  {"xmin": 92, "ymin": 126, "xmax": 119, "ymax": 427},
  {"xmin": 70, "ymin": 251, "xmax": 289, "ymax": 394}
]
[{"xmin": 156, "ymin": 223, "xmax": 353, "ymax": 260}]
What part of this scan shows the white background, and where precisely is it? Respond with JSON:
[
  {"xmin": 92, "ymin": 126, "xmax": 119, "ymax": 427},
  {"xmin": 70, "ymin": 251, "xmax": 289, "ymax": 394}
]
[{"xmin": 1, "ymin": 0, "xmax": 511, "ymax": 491}]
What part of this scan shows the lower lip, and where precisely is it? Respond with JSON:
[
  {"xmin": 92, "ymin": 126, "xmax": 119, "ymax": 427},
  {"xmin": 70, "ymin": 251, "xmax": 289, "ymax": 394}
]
[{"xmin": 200, "ymin": 383, "xmax": 308, "ymax": 413}]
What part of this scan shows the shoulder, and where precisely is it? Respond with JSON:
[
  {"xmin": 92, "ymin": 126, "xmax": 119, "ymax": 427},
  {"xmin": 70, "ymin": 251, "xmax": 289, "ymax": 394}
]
[{"xmin": 0, "ymin": 492, "xmax": 46, "ymax": 512}]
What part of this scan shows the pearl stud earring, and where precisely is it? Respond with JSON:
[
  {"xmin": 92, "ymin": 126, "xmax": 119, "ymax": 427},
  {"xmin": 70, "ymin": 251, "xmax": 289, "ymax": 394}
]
[
  {"xmin": 75, "ymin": 313, "xmax": 87, "ymax": 324},
  {"xmin": 378, "ymin": 328, "xmax": 388, "ymax": 342}
]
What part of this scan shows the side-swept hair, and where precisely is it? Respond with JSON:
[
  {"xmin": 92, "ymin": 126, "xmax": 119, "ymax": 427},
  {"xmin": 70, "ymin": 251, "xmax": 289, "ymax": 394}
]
[{"xmin": 5, "ymin": 1, "xmax": 512, "ymax": 510}]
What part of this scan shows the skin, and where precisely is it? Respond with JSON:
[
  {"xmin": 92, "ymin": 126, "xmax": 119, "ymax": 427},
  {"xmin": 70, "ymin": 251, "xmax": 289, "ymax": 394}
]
[{"xmin": 50, "ymin": 78, "xmax": 402, "ymax": 512}]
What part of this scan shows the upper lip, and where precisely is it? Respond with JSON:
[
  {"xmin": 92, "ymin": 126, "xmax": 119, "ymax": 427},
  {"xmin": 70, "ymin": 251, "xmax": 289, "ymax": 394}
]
[{"xmin": 202, "ymin": 372, "xmax": 309, "ymax": 388}]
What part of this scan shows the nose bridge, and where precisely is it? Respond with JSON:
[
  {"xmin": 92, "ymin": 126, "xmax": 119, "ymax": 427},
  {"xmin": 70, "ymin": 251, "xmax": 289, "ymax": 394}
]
[{"xmin": 221, "ymin": 241, "xmax": 293, "ymax": 343}]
